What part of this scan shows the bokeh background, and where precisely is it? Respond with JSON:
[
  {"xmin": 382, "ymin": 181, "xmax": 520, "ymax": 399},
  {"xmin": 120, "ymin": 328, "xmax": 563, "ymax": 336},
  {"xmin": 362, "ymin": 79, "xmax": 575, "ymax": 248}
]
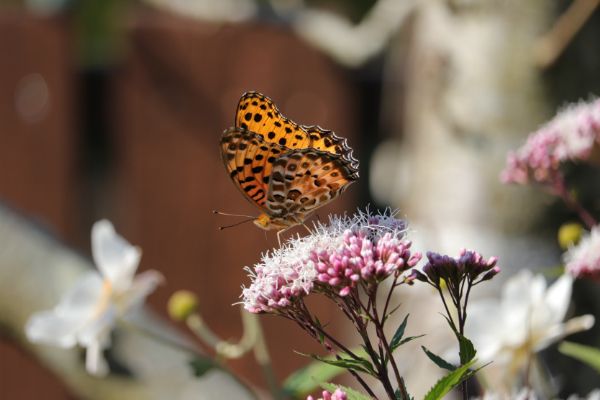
[{"xmin": 1, "ymin": 0, "xmax": 599, "ymax": 398}]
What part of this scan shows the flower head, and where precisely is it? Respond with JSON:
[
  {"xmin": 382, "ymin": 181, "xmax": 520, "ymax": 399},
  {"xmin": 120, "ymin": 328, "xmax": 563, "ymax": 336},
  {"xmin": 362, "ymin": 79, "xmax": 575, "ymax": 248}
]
[
  {"xmin": 465, "ymin": 270, "xmax": 595, "ymax": 387},
  {"xmin": 414, "ymin": 249, "xmax": 500, "ymax": 288},
  {"xmin": 501, "ymin": 98, "xmax": 600, "ymax": 186},
  {"xmin": 241, "ymin": 235, "xmax": 320, "ymax": 313},
  {"xmin": 312, "ymin": 230, "xmax": 420, "ymax": 296},
  {"xmin": 242, "ymin": 208, "xmax": 417, "ymax": 311},
  {"xmin": 25, "ymin": 220, "xmax": 163, "ymax": 376},
  {"xmin": 307, "ymin": 388, "xmax": 348, "ymax": 400},
  {"xmin": 564, "ymin": 225, "xmax": 600, "ymax": 281}
]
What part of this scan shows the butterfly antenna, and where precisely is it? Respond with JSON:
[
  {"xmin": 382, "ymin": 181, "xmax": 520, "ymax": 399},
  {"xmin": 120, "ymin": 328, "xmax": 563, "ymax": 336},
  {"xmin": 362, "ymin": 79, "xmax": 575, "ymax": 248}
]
[
  {"xmin": 213, "ymin": 210, "xmax": 255, "ymax": 219},
  {"xmin": 218, "ymin": 217, "xmax": 255, "ymax": 231}
]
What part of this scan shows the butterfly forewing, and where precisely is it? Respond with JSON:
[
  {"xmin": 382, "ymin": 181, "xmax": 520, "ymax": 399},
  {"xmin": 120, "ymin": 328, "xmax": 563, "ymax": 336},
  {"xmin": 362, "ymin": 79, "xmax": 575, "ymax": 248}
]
[
  {"xmin": 221, "ymin": 128, "xmax": 285, "ymax": 209},
  {"xmin": 236, "ymin": 92, "xmax": 311, "ymax": 150}
]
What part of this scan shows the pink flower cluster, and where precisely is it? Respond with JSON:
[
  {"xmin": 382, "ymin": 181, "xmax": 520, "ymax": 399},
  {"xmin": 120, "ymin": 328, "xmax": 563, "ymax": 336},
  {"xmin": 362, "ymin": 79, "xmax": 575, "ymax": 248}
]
[
  {"xmin": 307, "ymin": 388, "xmax": 347, "ymax": 400},
  {"xmin": 242, "ymin": 209, "xmax": 415, "ymax": 312},
  {"xmin": 311, "ymin": 230, "xmax": 421, "ymax": 296},
  {"xmin": 564, "ymin": 226, "xmax": 600, "ymax": 281},
  {"xmin": 502, "ymin": 98, "xmax": 600, "ymax": 185}
]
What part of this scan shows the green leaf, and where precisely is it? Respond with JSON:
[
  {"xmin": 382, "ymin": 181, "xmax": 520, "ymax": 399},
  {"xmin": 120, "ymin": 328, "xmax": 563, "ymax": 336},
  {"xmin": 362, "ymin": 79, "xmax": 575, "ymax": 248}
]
[
  {"xmin": 296, "ymin": 351, "xmax": 376, "ymax": 377},
  {"xmin": 314, "ymin": 317, "xmax": 326, "ymax": 345},
  {"xmin": 321, "ymin": 382, "xmax": 373, "ymax": 400},
  {"xmin": 390, "ymin": 314, "xmax": 410, "ymax": 351},
  {"xmin": 423, "ymin": 359, "xmax": 476, "ymax": 400},
  {"xmin": 283, "ymin": 359, "xmax": 346, "ymax": 397},
  {"xmin": 440, "ymin": 313, "xmax": 459, "ymax": 336},
  {"xmin": 382, "ymin": 304, "xmax": 402, "ymax": 324},
  {"xmin": 188, "ymin": 357, "xmax": 215, "ymax": 378},
  {"xmin": 559, "ymin": 341, "xmax": 600, "ymax": 374},
  {"xmin": 421, "ymin": 346, "xmax": 455, "ymax": 371},
  {"xmin": 397, "ymin": 334, "xmax": 425, "ymax": 347},
  {"xmin": 458, "ymin": 335, "xmax": 476, "ymax": 364},
  {"xmin": 312, "ymin": 355, "xmax": 376, "ymax": 376}
]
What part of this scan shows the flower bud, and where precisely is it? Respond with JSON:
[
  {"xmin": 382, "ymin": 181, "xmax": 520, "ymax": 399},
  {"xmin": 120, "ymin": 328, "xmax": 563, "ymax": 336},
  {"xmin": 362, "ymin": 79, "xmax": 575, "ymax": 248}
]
[
  {"xmin": 558, "ymin": 222, "xmax": 584, "ymax": 250},
  {"xmin": 167, "ymin": 290, "xmax": 199, "ymax": 321}
]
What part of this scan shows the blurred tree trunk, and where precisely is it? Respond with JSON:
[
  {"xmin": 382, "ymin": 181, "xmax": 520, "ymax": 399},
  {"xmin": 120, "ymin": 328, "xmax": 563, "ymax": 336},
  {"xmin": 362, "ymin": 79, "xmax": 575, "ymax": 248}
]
[
  {"xmin": 372, "ymin": 0, "xmax": 557, "ymax": 397},
  {"xmin": 0, "ymin": 205, "xmax": 254, "ymax": 400}
]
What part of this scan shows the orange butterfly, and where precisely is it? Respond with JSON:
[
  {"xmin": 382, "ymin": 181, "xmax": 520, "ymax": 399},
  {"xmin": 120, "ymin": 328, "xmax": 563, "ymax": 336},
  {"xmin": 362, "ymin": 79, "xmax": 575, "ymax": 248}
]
[{"xmin": 220, "ymin": 92, "xmax": 359, "ymax": 233}]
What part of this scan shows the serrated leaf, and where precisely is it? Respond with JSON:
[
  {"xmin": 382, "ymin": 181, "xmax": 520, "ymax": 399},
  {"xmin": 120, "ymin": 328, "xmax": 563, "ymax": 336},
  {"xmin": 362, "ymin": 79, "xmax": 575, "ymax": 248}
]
[
  {"xmin": 390, "ymin": 314, "xmax": 410, "ymax": 351},
  {"xmin": 321, "ymin": 382, "xmax": 374, "ymax": 400},
  {"xmin": 559, "ymin": 341, "xmax": 600, "ymax": 374},
  {"xmin": 283, "ymin": 359, "xmax": 346, "ymax": 397},
  {"xmin": 421, "ymin": 346, "xmax": 455, "ymax": 371},
  {"xmin": 188, "ymin": 357, "xmax": 215, "ymax": 378},
  {"xmin": 424, "ymin": 359, "xmax": 476, "ymax": 400},
  {"xmin": 458, "ymin": 334, "xmax": 476, "ymax": 364}
]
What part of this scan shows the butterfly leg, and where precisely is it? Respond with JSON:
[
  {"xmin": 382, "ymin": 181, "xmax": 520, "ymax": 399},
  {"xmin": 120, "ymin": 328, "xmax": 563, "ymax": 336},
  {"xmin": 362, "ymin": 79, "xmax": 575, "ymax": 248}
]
[{"xmin": 302, "ymin": 223, "xmax": 313, "ymax": 235}]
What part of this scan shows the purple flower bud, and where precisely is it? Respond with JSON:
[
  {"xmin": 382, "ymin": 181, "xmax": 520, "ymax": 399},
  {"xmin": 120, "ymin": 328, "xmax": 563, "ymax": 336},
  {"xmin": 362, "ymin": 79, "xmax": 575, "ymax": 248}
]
[{"xmin": 480, "ymin": 266, "xmax": 501, "ymax": 282}]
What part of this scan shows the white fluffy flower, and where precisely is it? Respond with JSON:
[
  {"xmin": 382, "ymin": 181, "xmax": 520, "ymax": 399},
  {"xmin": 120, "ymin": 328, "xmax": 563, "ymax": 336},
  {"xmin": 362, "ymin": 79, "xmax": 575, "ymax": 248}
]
[
  {"xmin": 25, "ymin": 220, "xmax": 163, "ymax": 376},
  {"xmin": 564, "ymin": 226, "xmax": 600, "ymax": 280},
  {"xmin": 465, "ymin": 270, "xmax": 594, "ymax": 386}
]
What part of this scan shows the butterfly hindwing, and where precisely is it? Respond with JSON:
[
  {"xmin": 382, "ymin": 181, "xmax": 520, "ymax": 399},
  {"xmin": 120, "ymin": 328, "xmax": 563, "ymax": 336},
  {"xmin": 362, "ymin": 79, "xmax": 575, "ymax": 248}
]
[{"xmin": 265, "ymin": 149, "xmax": 358, "ymax": 219}]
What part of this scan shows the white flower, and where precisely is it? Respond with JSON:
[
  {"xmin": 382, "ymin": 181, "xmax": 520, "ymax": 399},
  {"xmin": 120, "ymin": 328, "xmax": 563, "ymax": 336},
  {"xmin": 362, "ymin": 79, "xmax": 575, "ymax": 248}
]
[
  {"xmin": 465, "ymin": 270, "xmax": 594, "ymax": 386},
  {"xmin": 25, "ymin": 220, "xmax": 163, "ymax": 376},
  {"xmin": 564, "ymin": 225, "xmax": 600, "ymax": 280}
]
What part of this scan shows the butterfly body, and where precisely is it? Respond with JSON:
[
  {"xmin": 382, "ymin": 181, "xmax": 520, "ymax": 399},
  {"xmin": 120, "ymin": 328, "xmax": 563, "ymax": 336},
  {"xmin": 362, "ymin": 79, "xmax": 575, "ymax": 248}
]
[{"xmin": 220, "ymin": 92, "xmax": 359, "ymax": 232}]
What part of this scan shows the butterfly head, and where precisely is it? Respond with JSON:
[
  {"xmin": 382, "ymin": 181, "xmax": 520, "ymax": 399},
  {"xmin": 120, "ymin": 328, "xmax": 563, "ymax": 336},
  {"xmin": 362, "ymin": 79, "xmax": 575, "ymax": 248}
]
[{"xmin": 254, "ymin": 213, "xmax": 299, "ymax": 231}]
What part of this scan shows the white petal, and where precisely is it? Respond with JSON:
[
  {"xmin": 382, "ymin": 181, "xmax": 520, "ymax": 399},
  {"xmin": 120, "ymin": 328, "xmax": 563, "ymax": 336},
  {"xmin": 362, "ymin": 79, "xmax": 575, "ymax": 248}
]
[
  {"xmin": 534, "ymin": 314, "xmax": 595, "ymax": 351},
  {"xmin": 78, "ymin": 305, "xmax": 117, "ymax": 347},
  {"xmin": 55, "ymin": 272, "xmax": 103, "ymax": 317},
  {"xmin": 543, "ymin": 274, "xmax": 573, "ymax": 324},
  {"xmin": 85, "ymin": 334, "xmax": 110, "ymax": 377},
  {"xmin": 465, "ymin": 300, "xmax": 504, "ymax": 362},
  {"xmin": 118, "ymin": 270, "xmax": 164, "ymax": 313},
  {"xmin": 499, "ymin": 271, "xmax": 537, "ymax": 345},
  {"xmin": 25, "ymin": 311, "xmax": 81, "ymax": 348},
  {"xmin": 92, "ymin": 219, "xmax": 141, "ymax": 291},
  {"xmin": 501, "ymin": 270, "xmax": 538, "ymax": 312}
]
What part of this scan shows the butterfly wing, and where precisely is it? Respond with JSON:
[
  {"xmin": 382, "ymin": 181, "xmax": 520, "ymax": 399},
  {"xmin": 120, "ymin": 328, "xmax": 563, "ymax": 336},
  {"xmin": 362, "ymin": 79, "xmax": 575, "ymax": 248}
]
[
  {"xmin": 235, "ymin": 92, "xmax": 311, "ymax": 150},
  {"xmin": 220, "ymin": 127, "xmax": 287, "ymax": 210},
  {"xmin": 236, "ymin": 92, "xmax": 359, "ymax": 168},
  {"xmin": 265, "ymin": 149, "xmax": 359, "ymax": 220}
]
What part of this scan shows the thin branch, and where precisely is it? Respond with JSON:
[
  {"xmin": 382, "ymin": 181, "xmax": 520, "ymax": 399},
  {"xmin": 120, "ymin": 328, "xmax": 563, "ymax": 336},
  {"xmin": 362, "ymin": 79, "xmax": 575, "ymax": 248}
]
[{"xmin": 535, "ymin": 0, "xmax": 600, "ymax": 68}]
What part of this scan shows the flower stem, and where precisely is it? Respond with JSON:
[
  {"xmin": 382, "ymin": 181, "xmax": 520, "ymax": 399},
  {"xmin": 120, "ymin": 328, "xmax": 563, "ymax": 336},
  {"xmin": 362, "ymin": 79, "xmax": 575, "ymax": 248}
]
[
  {"xmin": 371, "ymin": 290, "xmax": 410, "ymax": 400},
  {"xmin": 353, "ymin": 292, "xmax": 397, "ymax": 399},
  {"xmin": 292, "ymin": 306, "xmax": 377, "ymax": 399},
  {"xmin": 554, "ymin": 179, "xmax": 598, "ymax": 229},
  {"xmin": 122, "ymin": 319, "xmax": 258, "ymax": 399}
]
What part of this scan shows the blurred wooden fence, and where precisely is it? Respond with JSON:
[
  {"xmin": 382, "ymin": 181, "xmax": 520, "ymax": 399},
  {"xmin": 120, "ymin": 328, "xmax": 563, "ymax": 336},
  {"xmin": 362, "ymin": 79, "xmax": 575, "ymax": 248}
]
[{"xmin": 0, "ymin": 8, "xmax": 363, "ymax": 398}]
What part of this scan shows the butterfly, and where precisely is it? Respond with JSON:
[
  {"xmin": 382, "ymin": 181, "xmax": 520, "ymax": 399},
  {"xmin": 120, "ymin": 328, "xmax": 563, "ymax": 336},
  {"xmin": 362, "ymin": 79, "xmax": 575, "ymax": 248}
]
[{"xmin": 220, "ymin": 91, "xmax": 359, "ymax": 233}]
